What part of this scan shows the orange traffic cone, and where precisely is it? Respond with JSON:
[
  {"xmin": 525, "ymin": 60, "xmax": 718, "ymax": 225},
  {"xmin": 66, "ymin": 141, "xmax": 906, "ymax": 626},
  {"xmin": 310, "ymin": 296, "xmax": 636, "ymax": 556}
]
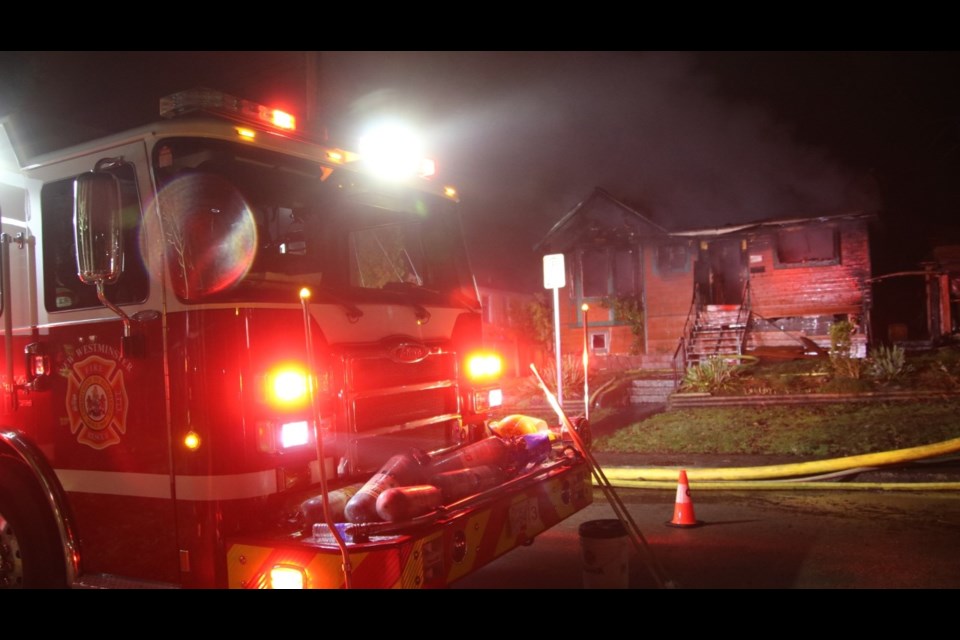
[{"xmin": 665, "ymin": 469, "xmax": 703, "ymax": 528}]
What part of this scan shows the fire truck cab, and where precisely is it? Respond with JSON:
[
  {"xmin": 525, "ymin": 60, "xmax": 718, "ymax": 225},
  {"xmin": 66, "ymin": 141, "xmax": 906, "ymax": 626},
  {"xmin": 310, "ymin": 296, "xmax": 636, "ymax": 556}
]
[{"xmin": 0, "ymin": 90, "xmax": 592, "ymax": 589}]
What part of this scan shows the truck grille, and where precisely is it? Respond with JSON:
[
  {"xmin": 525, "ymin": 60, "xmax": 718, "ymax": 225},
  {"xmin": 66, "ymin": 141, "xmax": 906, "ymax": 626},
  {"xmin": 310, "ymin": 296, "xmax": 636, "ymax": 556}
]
[
  {"xmin": 346, "ymin": 352, "xmax": 459, "ymax": 433},
  {"xmin": 349, "ymin": 352, "xmax": 456, "ymax": 392},
  {"xmin": 354, "ymin": 387, "xmax": 457, "ymax": 432}
]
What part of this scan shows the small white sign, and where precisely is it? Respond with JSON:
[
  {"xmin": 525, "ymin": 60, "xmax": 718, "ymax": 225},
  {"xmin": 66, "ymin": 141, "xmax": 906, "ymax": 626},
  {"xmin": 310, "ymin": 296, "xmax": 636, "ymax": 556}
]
[{"xmin": 543, "ymin": 253, "xmax": 566, "ymax": 289}]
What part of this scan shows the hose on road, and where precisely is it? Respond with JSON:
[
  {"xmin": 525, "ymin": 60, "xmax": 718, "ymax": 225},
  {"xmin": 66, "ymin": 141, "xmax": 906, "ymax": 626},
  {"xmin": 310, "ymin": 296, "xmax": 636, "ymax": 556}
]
[{"xmin": 595, "ymin": 436, "xmax": 960, "ymax": 490}]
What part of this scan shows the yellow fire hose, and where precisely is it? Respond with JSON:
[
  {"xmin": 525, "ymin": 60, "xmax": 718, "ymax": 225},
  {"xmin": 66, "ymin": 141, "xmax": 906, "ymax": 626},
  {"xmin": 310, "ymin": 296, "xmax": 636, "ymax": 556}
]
[
  {"xmin": 594, "ymin": 437, "xmax": 960, "ymax": 490},
  {"xmin": 599, "ymin": 479, "xmax": 960, "ymax": 491}
]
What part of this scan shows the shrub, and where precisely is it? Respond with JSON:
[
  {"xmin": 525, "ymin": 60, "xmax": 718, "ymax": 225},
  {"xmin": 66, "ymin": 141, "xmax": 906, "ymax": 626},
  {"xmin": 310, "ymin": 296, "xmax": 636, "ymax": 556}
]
[
  {"xmin": 868, "ymin": 344, "xmax": 908, "ymax": 382},
  {"xmin": 821, "ymin": 376, "xmax": 874, "ymax": 394},
  {"xmin": 681, "ymin": 356, "xmax": 742, "ymax": 394},
  {"xmin": 828, "ymin": 320, "xmax": 863, "ymax": 379},
  {"xmin": 600, "ymin": 295, "xmax": 644, "ymax": 355},
  {"xmin": 528, "ymin": 354, "xmax": 586, "ymax": 398},
  {"xmin": 508, "ymin": 295, "xmax": 553, "ymax": 351}
]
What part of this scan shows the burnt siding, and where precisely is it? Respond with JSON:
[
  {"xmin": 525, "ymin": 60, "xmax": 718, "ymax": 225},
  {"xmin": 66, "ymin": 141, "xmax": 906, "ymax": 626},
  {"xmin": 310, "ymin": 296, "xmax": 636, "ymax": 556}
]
[
  {"xmin": 644, "ymin": 240, "xmax": 695, "ymax": 355},
  {"xmin": 558, "ymin": 291, "xmax": 582, "ymax": 355},
  {"xmin": 550, "ymin": 219, "xmax": 871, "ymax": 359},
  {"xmin": 748, "ymin": 222, "xmax": 872, "ymax": 319}
]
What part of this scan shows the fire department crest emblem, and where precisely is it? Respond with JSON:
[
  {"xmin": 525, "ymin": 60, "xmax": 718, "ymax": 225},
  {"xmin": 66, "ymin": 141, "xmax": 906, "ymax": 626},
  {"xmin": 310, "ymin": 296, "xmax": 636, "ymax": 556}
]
[{"xmin": 65, "ymin": 351, "xmax": 129, "ymax": 450}]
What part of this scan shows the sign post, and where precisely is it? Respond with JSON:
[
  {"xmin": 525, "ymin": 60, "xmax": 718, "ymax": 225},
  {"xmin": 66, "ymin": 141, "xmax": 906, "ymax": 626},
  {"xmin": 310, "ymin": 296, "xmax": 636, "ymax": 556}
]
[{"xmin": 543, "ymin": 254, "xmax": 566, "ymax": 410}]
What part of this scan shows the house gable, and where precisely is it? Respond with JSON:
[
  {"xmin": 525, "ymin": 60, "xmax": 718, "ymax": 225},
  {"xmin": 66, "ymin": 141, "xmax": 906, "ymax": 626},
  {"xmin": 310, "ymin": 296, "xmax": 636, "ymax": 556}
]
[{"xmin": 537, "ymin": 188, "xmax": 668, "ymax": 255}]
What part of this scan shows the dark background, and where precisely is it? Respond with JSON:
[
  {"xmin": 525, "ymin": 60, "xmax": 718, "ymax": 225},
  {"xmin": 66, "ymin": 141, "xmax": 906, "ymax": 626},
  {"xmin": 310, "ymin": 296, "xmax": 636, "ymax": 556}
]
[{"xmin": 3, "ymin": 51, "xmax": 958, "ymax": 292}]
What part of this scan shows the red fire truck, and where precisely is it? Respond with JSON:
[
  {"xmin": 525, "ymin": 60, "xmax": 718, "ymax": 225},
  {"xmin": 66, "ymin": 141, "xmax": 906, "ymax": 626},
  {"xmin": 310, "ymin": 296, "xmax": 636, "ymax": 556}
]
[{"xmin": 0, "ymin": 89, "xmax": 592, "ymax": 588}]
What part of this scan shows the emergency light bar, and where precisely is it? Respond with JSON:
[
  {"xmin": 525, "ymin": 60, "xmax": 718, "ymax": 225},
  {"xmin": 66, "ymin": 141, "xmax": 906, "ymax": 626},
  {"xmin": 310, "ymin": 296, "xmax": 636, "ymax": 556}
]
[
  {"xmin": 160, "ymin": 88, "xmax": 296, "ymax": 131},
  {"xmin": 159, "ymin": 89, "xmax": 452, "ymax": 190}
]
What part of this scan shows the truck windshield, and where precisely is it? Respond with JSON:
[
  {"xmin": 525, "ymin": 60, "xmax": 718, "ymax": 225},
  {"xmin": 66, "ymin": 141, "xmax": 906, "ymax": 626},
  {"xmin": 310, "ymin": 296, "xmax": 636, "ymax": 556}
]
[{"xmin": 151, "ymin": 137, "xmax": 478, "ymax": 308}]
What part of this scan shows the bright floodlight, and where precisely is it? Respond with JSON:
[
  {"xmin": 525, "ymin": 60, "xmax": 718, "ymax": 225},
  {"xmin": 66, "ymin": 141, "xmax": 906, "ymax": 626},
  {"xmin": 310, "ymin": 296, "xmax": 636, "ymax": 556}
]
[{"xmin": 358, "ymin": 121, "xmax": 425, "ymax": 181}]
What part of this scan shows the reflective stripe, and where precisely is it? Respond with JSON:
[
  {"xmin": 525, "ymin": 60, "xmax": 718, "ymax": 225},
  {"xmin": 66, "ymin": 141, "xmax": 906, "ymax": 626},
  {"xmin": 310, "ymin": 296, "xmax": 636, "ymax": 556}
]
[
  {"xmin": 56, "ymin": 469, "xmax": 172, "ymax": 499},
  {"xmin": 175, "ymin": 470, "xmax": 278, "ymax": 501},
  {"xmin": 54, "ymin": 469, "xmax": 279, "ymax": 501}
]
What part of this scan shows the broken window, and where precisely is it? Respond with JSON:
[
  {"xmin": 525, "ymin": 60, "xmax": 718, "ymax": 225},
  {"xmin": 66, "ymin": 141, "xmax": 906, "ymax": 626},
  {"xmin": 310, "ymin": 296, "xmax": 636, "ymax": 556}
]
[
  {"xmin": 656, "ymin": 243, "xmax": 689, "ymax": 274},
  {"xmin": 581, "ymin": 247, "xmax": 638, "ymax": 297},
  {"xmin": 775, "ymin": 227, "xmax": 839, "ymax": 266}
]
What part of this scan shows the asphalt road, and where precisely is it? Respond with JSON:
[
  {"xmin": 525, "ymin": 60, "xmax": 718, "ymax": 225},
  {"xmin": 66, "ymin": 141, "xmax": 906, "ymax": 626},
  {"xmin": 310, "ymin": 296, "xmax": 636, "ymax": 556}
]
[{"xmin": 452, "ymin": 487, "xmax": 960, "ymax": 589}]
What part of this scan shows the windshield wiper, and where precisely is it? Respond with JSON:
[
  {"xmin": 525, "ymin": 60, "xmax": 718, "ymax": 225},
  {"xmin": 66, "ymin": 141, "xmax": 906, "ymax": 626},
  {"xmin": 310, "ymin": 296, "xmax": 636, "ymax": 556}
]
[{"xmin": 311, "ymin": 284, "xmax": 364, "ymax": 322}]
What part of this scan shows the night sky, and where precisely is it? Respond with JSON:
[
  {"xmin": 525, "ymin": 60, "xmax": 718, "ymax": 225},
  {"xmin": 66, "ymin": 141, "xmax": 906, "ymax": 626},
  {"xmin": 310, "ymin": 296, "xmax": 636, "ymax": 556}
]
[{"xmin": 2, "ymin": 51, "xmax": 958, "ymax": 290}]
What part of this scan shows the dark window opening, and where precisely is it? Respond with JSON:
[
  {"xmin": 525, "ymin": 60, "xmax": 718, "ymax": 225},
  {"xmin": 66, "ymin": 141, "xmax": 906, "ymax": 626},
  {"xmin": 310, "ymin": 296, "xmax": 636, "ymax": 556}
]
[
  {"xmin": 657, "ymin": 243, "xmax": 689, "ymax": 274},
  {"xmin": 581, "ymin": 250, "xmax": 608, "ymax": 298},
  {"xmin": 591, "ymin": 332, "xmax": 608, "ymax": 354},
  {"xmin": 613, "ymin": 249, "xmax": 637, "ymax": 295},
  {"xmin": 581, "ymin": 248, "xmax": 637, "ymax": 297},
  {"xmin": 775, "ymin": 227, "xmax": 838, "ymax": 266}
]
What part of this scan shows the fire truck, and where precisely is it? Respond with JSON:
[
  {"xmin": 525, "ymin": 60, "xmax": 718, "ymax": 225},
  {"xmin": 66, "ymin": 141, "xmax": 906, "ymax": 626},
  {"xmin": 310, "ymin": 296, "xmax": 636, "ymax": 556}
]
[{"xmin": 0, "ymin": 89, "xmax": 592, "ymax": 588}]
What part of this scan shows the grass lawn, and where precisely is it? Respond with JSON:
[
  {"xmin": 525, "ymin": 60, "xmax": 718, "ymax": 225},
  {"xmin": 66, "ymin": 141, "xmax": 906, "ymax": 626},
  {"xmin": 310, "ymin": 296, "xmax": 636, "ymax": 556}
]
[
  {"xmin": 501, "ymin": 346, "xmax": 960, "ymax": 457},
  {"xmin": 592, "ymin": 399, "xmax": 960, "ymax": 458}
]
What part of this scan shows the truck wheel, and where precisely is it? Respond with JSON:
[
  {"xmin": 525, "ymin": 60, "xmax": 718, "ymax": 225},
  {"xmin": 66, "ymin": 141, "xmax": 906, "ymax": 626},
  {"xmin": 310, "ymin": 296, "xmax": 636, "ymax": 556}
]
[{"xmin": 0, "ymin": 459, "xmax": 66, "ymax": 589}]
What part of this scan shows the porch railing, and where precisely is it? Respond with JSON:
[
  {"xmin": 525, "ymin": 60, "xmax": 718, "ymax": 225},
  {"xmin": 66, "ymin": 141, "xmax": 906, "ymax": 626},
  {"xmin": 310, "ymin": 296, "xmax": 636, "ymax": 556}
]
[{"xmin": 672, "ymin": 282, "xmax": 701, "ymax": 388}]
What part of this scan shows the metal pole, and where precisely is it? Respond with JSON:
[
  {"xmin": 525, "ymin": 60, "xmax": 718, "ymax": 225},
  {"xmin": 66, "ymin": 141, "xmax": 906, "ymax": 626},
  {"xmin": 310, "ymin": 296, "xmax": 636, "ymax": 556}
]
[
  {"xmin": 553, "ymin": 286, "xmax": 563, "ymax": 409},
  {"xmin": 300, "ymin": 287, "xmax": 353, "ymax": 588},
  {"xmin": 582, "ymin": 303, "xmax": 589, "ymax": 421}
]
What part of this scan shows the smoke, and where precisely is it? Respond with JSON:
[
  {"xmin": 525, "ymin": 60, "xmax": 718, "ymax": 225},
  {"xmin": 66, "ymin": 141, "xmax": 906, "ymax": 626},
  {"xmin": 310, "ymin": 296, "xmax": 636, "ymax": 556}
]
[{"xmin": 323, "ymin": 52, "xmax": 880, "ymax": 287}]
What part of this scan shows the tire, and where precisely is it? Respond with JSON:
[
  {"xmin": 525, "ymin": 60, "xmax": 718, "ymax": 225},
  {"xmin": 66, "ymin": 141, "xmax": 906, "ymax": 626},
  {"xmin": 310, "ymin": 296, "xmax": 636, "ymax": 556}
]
[{"xmin": 0, "ymin": 458, "xmax": 67, "ymax": 589}]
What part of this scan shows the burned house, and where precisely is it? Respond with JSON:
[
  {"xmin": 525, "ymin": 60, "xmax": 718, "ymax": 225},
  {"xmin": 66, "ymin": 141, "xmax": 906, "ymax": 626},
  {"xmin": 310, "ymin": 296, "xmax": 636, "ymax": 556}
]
[{"xmin": 536, "ymin": 188, "xmax": 874, "ymax": 371}]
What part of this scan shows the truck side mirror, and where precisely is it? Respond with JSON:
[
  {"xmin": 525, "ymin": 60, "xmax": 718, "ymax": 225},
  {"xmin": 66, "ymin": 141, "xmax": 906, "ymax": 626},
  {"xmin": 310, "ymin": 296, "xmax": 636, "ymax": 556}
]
[
  {"xmin": 74, "ymin": 171, "xmax": 123, "ymax": 286},
  {"xmin": 72, "ymin": 170, "xmax": 144, "ymax": 358}
]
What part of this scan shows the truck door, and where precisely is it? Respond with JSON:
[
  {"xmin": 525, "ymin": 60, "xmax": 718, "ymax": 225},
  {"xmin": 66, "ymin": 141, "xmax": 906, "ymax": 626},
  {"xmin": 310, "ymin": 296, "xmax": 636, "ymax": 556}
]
[{"xmin": 29, "ymin": 140, "xmax": 180, "ymax": 585}]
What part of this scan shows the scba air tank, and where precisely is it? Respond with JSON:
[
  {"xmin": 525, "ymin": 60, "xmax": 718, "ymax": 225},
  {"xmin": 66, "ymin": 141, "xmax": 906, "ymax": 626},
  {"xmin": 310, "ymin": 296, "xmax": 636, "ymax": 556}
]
[
  {"xmin": 299, "ymin": 483, "xmax": 364, "ymax": 527},
  {"xmin": 428, "ymin": 436, "xmax": 512, "ymax": 475},
  {"xmin": 375, "ymin": 485, "xmax": 443, "ymax": 522},
  {"xmin": 431, "ymin": 465, "xmax": 506, "ymax": 502},
  {"xmin": 344, "ymin": 451, "xmax": 429, "ymax": 523}
]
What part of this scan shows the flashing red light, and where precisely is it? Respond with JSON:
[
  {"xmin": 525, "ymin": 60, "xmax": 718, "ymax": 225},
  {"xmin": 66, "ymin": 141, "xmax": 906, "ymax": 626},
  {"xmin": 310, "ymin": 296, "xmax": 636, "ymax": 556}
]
[
  {"xmin": 466, "ymin": 352, "xmax": 503, "ymax": 381},
  {"xmin": 264, "ymin": 365, "xmax": 310, "ymax": 410},
  {"xmin": 160, "ymin": 89, "xmax": 298, "ymax": 133},
  {"xmin": 270, "ymin": 109, "xmax": 296, "ymax": 130}
]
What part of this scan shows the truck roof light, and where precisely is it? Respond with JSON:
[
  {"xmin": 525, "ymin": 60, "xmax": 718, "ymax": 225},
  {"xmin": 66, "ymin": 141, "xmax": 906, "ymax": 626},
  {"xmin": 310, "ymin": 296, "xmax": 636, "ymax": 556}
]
[
  {"xmin": 270, "ymin": 109, "xmax": 296, "ymax": 130},
  {"xmin": 160, "ymin": 88, "xmax": 297, "ymax": 132}
]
